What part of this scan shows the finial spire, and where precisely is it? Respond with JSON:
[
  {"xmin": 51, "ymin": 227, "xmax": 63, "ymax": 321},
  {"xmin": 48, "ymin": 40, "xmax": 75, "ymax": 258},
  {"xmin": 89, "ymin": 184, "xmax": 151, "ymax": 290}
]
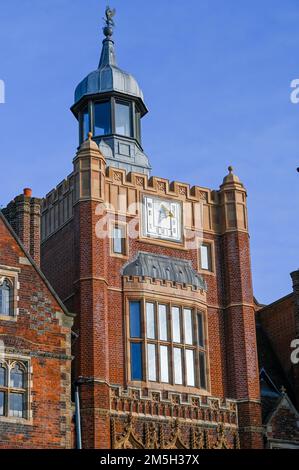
[{"xmin": 99, "ymin": 6, "xmax": 117, "ymax": 68}]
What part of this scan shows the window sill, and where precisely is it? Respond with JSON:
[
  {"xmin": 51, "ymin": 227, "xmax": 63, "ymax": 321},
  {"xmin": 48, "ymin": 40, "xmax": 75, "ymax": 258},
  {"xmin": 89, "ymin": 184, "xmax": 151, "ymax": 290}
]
[
  {"xmin": 0, "ymin": 416, "xmax": 32, "ymax": 426},
  {"xmin": 128, "ymin": 380, "xmax": 210, "ymax": 396},
  {"xmin": 198, "ymin": 269, "xmax": 216, "ymax": 277},
  {"xmin": 111, "ymin": 253, "xmax": 129, "ymax": 260},
  {"xmin": 0, "ymin": 315, "xmax": 17, "ymax": 322},
  {"xmin": 137, "ymin": 237, "xmax": 188, "ymax": 251}
]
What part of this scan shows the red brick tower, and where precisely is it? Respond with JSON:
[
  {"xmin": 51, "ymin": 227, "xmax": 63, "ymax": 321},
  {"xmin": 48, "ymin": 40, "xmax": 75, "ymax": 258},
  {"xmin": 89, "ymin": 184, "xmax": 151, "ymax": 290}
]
[
  {"xmin": 219, "ymin": 168, "xmax": 263, "ymax": 448},
  {"xmin": 72, "ymin": 135, "xmax": 111, "ymax": 447},
  {"xmin": 40, "ymin": 8, "xmax": 263, "ymax": 449}
]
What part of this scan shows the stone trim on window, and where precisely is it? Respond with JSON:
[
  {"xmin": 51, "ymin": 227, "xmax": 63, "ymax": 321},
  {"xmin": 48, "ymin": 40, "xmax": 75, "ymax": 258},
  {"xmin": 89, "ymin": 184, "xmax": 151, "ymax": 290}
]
[
  {"xmin": 0, "ymin": 355, "xmax": 32, "ymax": 424},
  {"xmin": 125, "ymin": 295, "xmax": 210, "ymax": 394},
  {"xmin": 197, "ymin": 238, "xmax": 216, "ymax": 275},
  {"xmin": 0, "ymin": 266, "xmax": 20, "ymax": 321},
  {"xmin": 110, "ymin": 221, "xmax": 129, "ymax": 259}
]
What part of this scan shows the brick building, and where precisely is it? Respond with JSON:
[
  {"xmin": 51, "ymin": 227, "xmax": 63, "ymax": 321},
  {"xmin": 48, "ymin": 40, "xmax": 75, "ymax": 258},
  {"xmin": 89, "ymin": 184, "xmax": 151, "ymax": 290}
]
[
  {"xmin": 39, "ymin": 9, "xmax": 262, "ymax": 449},
  {"xmin": 1, "ymin": 7, "xmax": 298, "ymax": 450},
  {"xmin": 255, "ymin": 271, "xmax": 299, "ymax": 448},
  {"xmin": 0, "ymin": 194, "xmax": 74, "ymax": 448}
]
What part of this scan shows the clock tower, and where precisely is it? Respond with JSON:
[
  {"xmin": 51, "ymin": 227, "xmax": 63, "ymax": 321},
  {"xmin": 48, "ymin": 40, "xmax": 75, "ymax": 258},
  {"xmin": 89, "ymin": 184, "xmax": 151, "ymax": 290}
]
[{"xmin": 40, "ymin": 6, "xmax": 263, "ymax": 449}]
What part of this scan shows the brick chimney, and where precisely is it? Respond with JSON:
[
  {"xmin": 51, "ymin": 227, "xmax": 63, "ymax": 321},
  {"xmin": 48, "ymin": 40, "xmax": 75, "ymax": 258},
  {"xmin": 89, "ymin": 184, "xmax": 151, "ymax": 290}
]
[
  {"xmin": 2, "ymin": 189, "xmax": 42, "ymax": 266},
  {"xmin": 290, "ymin": 270, "xmax": 299, "ymax": 338}
]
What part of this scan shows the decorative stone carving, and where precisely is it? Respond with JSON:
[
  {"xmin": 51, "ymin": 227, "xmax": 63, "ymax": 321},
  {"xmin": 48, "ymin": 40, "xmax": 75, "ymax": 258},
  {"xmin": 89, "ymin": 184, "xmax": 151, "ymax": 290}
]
[
  {"xmin": 111, "ymin": 414, "xmax": 238, "ymax": 450},
  {"xmin": 213, "ymin": 424, "xmax": 229, "ymax": 449},
  {"xmin": 163, "ymin": 420, "xmax": 188, "ymax": 449},
  {"xmin": 171, "ymin": 395, "xmax": 180, "ymax": 405},
  {"xmin": 157, "ymin": 181, "xmax": 167, "ymax": 193},
  {"xmin": 135, "ymin": 176, "xmax": 144, "ymax": 187},
  {"xmin": 111, "ymin": 415, "xmax": 144, "ymax": 449},
  {"xmin": 178, "ymin": 186, "xmax": 187, "ymax": 196},
  {"xmin": 145, "ymin": 422, "xmax": 160, "ymax": 449},
  {"xmin": 152, "ymin": 392, "xmax": 160, "ymax": 402},
  {"xmin": 113, "ymin": 171, "xmax": 122, "ymax": 182},
  {"xmin": 131, "ymin": 389, "xmax": 140, "ymax": 400},
  {"xmin": 199, "ymin": 191, "xmax": 208, "ymax": 202}
]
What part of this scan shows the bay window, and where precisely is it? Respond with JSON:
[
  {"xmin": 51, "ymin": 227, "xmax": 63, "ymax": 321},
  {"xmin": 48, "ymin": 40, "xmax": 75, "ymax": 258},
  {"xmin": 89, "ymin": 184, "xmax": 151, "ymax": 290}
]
[{"xmin": 128, "ymin": 300, "xmax": 208, "ymax": 390}]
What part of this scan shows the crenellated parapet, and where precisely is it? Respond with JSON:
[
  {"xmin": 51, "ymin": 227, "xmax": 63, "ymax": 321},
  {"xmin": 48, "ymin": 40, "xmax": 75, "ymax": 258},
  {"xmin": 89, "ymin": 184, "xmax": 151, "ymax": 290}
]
[{"xmin": 41, "ymin": 147, "xmax": 248, "ymax": 246}]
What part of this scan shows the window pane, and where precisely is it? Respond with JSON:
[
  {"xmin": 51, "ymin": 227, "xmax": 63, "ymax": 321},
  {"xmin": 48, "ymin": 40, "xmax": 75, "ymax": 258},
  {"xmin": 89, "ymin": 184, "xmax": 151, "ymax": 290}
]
[
  {"xmin": 184, "ymin": 308, "xmax": 193, "ymax": 345},
  {"xmin": 172, "ymin": 307, "xmax": 181, "ymax": 343},
  {"xmin": 9, "ymin": 393, "xmax": 24, "ymax": 418},
  {"xmin": 82, "ymin": 107, "xmax": 89, "ymax": 141},
  {"xmin": 0, "ymin": 280, "xmax": 11, "ymax": 316},
  {"xmin": 94, "ymin": 101, "xmax": 111, "ymax": 136},
  {"xmin": 129, "ymin": 302, "xmax": 141, "ymax": 338},
  {"xmin": 199, "ymin": 352, "xmax": 207, "ymax": 389},
  {"xmin": 0, "ymin": 392, "xmax": 4, "ymax": 416},
  {"xmin": 198, "ymin": 313, "xmax": 204, "ymax": 347},
  {"xmin": 158, "ymin": 304, "xmax": 168, "ymax": 341},
  {"xmin": 113, "ymin": 227, "xmax": 124, "ymax": 254},
  {"xmin": 11, "ymin": 365, "xmax": 24, "ymax": 389},
  {"xmin": 0, "ymin": 366, "xmax": 6, "ymax": 386},
  {"xmin": 160, "ymin": 346, "xmax": 169, "ymax": 383},
  {"xmin": 146, "ymin": 303, "xmax": 155, "ymax": 339},
  {"xmin": 174, "ymin": 348, "xmax": 183, "ymax": 385},
  {"xmin": 186, "ymin": 349, "xmax": 195, "ymax": 386},
  {"xmin": 130, "ymin": 343, "xmax": 143, "ymax": 381},
  {"xmin": 115, "ymin": 102, "xmax": 132, "ymax": 137},
  {"xmin": 200, "ymin": 244, "xmax": 211, "ymax": 271},
  {"xmin": 147, "ymin": 344, "xmax": 157, "ymax": 381},
  {"xmin": 135, "ymin": 111, "xmax": 141, "ymax": 142}
]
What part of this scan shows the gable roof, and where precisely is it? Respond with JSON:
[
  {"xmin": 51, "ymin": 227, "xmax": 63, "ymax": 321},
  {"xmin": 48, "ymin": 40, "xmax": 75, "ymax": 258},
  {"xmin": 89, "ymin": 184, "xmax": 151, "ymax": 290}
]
[
  {"xmin": 265, "ymin": 391, "xmax": 299, "ymax": 426},
  {"xmin": 0, "ymin": 211, "xmax": 74, "ymax": 320}
]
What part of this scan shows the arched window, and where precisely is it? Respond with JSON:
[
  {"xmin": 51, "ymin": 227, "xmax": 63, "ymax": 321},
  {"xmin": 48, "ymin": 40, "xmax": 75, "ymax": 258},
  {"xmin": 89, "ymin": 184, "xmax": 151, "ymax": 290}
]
[
  {"xmin": 0, "ymin": 279, "xmax": 12, "ymax": 316},
  {"xmin": 10, "ymin": 364, "xmax": 24, "ymax": 389},
  {"xmin": 0, "ymin": 361, "xmax": 28, "ymax": 420}
]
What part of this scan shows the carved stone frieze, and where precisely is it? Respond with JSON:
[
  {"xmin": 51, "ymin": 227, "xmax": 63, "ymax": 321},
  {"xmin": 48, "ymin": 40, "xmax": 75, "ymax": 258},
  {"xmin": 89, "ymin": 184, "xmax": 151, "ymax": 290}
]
[{"xmin": 111, "ymin": 414, "xmax": 240, "ymax": 450}]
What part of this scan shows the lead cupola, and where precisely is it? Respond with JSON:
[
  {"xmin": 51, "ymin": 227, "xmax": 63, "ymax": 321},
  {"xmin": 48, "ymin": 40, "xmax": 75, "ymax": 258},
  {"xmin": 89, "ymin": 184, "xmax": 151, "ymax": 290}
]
[{"xmin": 71, "ymin": 6, "xmax": 151, "ymax": 176}]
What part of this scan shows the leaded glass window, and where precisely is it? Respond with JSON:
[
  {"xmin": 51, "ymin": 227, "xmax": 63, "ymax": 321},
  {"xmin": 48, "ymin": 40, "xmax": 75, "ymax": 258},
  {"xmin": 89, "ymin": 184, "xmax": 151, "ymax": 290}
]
[
  {"xmin": 0, "ymin": 279, "xmax": 12, "ymax": 316},
  {"xmin": 128, "ymin": 300, "xmax": 208, "ymax": 389},
  {"xmin": 0, "ymin": 361, "xmax": 28, "ymax": 420}
]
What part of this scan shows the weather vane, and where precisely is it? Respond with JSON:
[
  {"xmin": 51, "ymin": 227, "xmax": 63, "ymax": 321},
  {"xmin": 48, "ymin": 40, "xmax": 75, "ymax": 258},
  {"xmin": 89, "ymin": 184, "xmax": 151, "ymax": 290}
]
[
  {"xmin": 103, "ymin": 5, "xmax": 116, "ymax": 38},
  {"xmin": 105, "ymin": 5, "xmax": 116, "ymax": 27}
]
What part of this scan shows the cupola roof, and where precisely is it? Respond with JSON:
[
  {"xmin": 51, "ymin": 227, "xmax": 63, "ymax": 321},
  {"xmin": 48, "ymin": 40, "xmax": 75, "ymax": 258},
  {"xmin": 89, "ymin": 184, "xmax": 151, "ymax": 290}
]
[{"xmin": 74, "ymin": 6, "xmax": 145, "ymax": 106}]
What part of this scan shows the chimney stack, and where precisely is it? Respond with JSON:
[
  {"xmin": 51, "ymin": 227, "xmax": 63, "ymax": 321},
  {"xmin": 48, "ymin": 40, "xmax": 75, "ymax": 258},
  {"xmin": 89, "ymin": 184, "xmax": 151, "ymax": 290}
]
[
  {"xmin": 290, "ymin": 270, "xmax": 299, "ymax": 338},
  {"xmin": 2, "ymin": 189, "xmax": 42, "ymax": 266}
]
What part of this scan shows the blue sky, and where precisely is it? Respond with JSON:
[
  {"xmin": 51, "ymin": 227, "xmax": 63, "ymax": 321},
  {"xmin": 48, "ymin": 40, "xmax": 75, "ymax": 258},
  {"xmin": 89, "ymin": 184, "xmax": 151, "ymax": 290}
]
[{"xmin": 0, "ymin": 0, "xmax": 298, "ymax": 304}]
